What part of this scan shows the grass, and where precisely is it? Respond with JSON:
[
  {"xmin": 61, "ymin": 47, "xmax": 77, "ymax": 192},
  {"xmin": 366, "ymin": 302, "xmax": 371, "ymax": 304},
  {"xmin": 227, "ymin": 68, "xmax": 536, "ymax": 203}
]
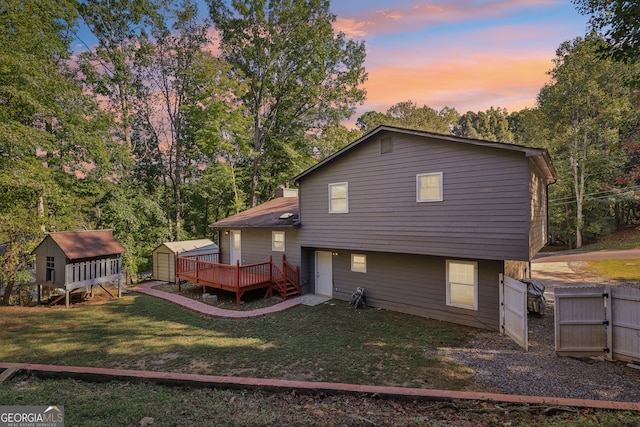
[
  {"xmin": 582, "ymin": 226, "xmax": 640, "ymax": 251},
  {"xmin": 0, "ymin": 293, "xmax": 475, "ymax": 390},
  {"xmin": 582, "ymin": 259, "xmax": 640, "ymax": 282},
  {"xmin": 1, "ymin": 377, "xmax": 638, "ymax": 426},
  {"xmin": 2, "ymin": 290, "xmax": 639, "ymax": 425}
]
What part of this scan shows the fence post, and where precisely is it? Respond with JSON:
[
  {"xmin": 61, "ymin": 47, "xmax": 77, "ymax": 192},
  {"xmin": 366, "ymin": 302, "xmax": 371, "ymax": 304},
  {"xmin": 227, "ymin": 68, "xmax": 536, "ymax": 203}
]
[{"xmin": 605, "ymin": 285, "xmax": 613, "ymax": 361}]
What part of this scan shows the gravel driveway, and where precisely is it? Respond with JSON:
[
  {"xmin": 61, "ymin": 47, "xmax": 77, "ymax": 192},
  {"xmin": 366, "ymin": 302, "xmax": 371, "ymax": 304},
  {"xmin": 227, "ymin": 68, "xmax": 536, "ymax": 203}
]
[{"xmin": 438, "ymin": 261, "xmax": 640, "ymax": 402}]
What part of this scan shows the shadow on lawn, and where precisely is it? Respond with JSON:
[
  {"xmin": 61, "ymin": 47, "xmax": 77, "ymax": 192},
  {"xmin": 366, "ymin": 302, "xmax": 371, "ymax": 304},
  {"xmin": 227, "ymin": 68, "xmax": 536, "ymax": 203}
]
[{"xmin": 0, "ymin": 293, "xmax": 478, "ymax": 390}]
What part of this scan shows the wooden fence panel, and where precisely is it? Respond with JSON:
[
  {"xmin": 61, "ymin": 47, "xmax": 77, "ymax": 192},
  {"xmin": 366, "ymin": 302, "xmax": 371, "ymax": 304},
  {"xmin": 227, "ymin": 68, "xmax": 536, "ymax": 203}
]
[
  {"xmin": 611, "ymin": 287, "xmax": 640, "ymax": 363},
  {"xmin": 554, "ymin": 285, "xmax": 640, "ymax": 363},
  {"xmin": 554, "ymin": 286, "xmax": 609, "ymax": 358}
]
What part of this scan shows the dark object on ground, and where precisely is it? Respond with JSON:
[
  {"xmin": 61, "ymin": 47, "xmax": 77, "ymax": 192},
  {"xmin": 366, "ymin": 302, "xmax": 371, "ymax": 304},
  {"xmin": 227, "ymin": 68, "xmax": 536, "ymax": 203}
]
[
  {"xmin": 522, "ymin": 279, "xmax": 545, "ymax": 314},
  {"xmin": 350, "ymin": 287, "xmax": 365, "ymax": 308}
]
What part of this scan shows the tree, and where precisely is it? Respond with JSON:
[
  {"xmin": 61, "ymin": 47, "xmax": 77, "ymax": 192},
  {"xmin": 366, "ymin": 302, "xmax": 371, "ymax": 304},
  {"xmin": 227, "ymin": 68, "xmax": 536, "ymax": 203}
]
[
  {"xmin": 537, "ymin": 35, "xmax": 635, "ymax": 248},
  {"xmin": 0, "ymin": 0, "xmax": 113, "ymax": 303},
  {"xmin": 454, "ymin": 107, "xmax": 514, "ymax": 143},
  {"xmin": 208, "ymin": 0, "xmax": 367, "ymax": 206},
  {"xmin": 574, "ymin": 0, "xmax": 640, "ymax": 62},
  {"xmin": 77, "ymin": 0, "xmax": 160, "ymax": 150},
  {"xmin": 133, "ymin": 0, "xmax": 214, "ymax": 240},
  {"xmin": 356, "ymin": 101, "xmax": 458, "ymax": 134}
]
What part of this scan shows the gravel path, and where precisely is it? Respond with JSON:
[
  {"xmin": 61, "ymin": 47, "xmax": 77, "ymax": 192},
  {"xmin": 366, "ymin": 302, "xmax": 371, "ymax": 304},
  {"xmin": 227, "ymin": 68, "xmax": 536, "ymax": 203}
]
[{"xmin": 438, "ymin": 262, "xmax": 640, "ymax": 402}]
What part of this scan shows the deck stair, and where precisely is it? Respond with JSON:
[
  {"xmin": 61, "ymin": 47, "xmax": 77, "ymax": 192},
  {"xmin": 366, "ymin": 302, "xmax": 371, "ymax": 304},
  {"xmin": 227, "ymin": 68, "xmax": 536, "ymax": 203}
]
[{"xmin": 176, "ymin": 253, "xmax": 301, "ymax": 304}]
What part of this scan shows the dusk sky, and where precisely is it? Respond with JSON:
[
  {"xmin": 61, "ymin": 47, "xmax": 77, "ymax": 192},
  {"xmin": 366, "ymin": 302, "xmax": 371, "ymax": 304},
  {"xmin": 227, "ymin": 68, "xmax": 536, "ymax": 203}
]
[
  {"xmin": 329, "ymin": 0, "xmax": 591, "ymax": 119},
  {"xmin": 74, "ymin": 1, "xmax": 592, "ymax": 119}
]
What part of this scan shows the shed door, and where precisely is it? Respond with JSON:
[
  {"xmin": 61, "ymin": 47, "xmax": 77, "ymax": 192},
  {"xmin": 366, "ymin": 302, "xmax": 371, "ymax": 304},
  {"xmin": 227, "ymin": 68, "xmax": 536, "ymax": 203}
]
[
  {"xmin": 156, "ymin": 252, "xmax": 172, "ymax": 282},
  {"xmin": 500, "ymin": 274, "xmax": 528, "ymax": 350},
  {"xmin": 230, "ymin": 230, "xmax": 241, "ymax": 265},
  {"xmin": 315, "ymin": 251, "xmax": 333, "ymax": 297}
]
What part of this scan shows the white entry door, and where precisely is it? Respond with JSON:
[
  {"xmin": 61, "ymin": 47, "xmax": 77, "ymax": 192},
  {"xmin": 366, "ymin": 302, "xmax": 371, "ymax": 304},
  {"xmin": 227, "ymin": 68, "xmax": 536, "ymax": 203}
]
[
  {"xmin": 230, "ymin": 230, "xmax": 241, "ymax": 265},
  {"xmin": 500, "ymin": 274, "xmax": 528, "ymax": 350},
  {"xmin": 315, "ymin": 251, "xmax": 333, "ymax": 297}
]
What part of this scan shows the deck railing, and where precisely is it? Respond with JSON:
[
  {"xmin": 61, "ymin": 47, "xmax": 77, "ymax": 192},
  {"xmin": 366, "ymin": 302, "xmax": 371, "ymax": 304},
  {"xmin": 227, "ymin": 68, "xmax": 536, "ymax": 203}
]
[
  {"xmin": 282, "ymin": 255, "xmax": 300, "ymax": 289},
  {"xmin": 65, "ymin": 258, "xmax": 122, "ymax": 291},
  {"xmin": 176, "ymin": 255, "xmax": 300, "ymax": 302}
]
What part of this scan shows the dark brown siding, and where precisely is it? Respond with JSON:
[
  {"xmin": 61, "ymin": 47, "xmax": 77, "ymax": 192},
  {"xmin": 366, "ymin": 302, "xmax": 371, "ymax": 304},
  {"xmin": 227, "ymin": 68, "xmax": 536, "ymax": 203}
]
[
  {"xmin": 309, "ymin": 248, "xmax": 502, "ymax": 330},
  {"xmin": 298, "ymin": 133, "xmax": 531, "ymax": 261}
]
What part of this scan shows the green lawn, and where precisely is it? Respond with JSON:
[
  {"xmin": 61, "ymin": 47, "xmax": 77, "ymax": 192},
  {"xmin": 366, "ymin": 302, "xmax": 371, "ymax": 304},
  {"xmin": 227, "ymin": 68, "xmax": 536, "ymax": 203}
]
[
  {"xmin": 583, "ymin": 259, "xmax": 640, "ymax": 282},
  {"xmin": 0, "ymin": 294, "xmax": 476, "ymax": 390}
]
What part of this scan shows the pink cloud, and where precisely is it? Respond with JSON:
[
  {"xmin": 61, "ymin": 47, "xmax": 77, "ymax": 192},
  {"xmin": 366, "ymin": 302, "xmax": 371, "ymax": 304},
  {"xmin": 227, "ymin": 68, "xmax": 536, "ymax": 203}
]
[{"xmin": 335, "ymin": 0, "xmax": 558, "ymax": 39}]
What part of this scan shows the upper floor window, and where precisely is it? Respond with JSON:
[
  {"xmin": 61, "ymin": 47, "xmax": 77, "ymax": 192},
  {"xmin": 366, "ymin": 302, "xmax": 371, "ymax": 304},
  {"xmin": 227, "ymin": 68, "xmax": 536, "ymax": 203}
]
[
  {"xmin": 272, "ymin": 231, "xmax": 285, "ymax": 252},
  {"xmin": 417, "ymin": 172, "xmax": 443, "ymax": 202},
  {"xmin": 446, "ymin": 260, "xmax": 478, "ymax": 310},
  {"xmin": 329, "ymin": 182, "xmax": 348, "ymax": 213}
]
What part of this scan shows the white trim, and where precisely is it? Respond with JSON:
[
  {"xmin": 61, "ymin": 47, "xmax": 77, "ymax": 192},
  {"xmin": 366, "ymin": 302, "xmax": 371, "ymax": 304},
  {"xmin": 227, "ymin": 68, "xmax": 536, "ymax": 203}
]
[
  {"xmin": 351, "ymin": 254, "xmax": 367, "ymax": 273},
  {"xmin": 446, "ymin": 259, "xmax": 478, "ymax": 310},
  {"xmin": 272, "ymin": 231, "xmax": 285, "ymax": 252},
  {"xmin": 416, "ymin": 172, "xmax": 443, "ymax": 202},
  {"xmin": 328, "ymin": 182, "xmax": 349, "ymax": 213}
]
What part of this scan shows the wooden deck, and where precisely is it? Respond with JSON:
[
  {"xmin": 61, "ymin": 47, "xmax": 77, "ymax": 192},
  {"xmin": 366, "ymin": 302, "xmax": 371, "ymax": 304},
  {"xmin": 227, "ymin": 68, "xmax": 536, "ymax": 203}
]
[{"xmin": 176, "ymin": 255, "xmax": 300, "ymax": 304}]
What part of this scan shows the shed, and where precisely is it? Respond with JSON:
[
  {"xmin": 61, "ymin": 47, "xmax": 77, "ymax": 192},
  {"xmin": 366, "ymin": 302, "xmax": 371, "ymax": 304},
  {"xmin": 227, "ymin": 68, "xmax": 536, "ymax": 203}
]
[
  {"xmin": 152, "ymin": 239, "xmax": 219, "ymax": 283},
  {"xmin": 32, "ymin": 230, "xmax": 127, "ymax": 307}
]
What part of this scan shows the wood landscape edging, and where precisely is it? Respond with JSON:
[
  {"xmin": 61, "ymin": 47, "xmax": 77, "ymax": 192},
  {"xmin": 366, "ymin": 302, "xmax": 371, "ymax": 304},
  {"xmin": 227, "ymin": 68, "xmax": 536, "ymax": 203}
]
[{"xmin": 1, "ymin": 362, "xmax": 639, "ymax": 411}]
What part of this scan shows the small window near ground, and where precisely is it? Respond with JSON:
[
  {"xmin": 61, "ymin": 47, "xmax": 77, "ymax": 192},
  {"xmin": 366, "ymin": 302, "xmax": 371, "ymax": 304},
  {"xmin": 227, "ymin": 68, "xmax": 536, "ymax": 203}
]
[
  {"xmin": 329, "ymin": 182, "xmax": 348, "ymax": 213},
  {"xmin": 446, "ymin": 260, "xmax": 478, "ymax": 310},
  {"xmin": 272, "ymin": 231, "xmax": 285, "ymax": 252},
  {"xmin": 351, "ymin": 254, "xmax": 367, "ymax": 273},
  {"xmin": 417, "ymin": 172, "xmax": 443, "ymax": 202}
]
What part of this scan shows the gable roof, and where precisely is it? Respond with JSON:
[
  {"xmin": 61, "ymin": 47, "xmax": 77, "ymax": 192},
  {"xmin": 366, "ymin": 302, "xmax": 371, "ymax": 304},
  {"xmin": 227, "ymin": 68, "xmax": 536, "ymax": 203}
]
[
  {"xmin": 210, "ymin": 197, "xmax": 300, "ymax": 229},
  {"xmin": 155, "ymin": 239, "xmax": 216, "ymax": 255},
  {"xmin": 39, "ymin": 230, "xmax": 126, "ymax": 260},
  {"xmin": 292, "ymin": 125, "xmax": 557, "ymax": 184}
]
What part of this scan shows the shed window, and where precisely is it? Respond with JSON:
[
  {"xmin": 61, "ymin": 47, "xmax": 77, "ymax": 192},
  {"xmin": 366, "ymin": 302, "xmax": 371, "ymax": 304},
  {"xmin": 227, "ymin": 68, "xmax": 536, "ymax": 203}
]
[
  {"xmin": 351, "ymin": 254, "xmax": 367, "ymax": 273},
  {"xmin": 446, "ymin": 260, "xmax": 478, "ymax": 310},
  {"xmin": 46, "ymin": 256, "xmax": 55, "ymax": 282},
  {"xmin": 272, "ymin": 231, "xmax": 285, "ymax": 252},
  {"xmin": 329, "ymin": 182, "xmax": 348, "ymax": 213},
  {"xmin": 417, "ymin": 172, "xmax": 443, "ymax": 202}
]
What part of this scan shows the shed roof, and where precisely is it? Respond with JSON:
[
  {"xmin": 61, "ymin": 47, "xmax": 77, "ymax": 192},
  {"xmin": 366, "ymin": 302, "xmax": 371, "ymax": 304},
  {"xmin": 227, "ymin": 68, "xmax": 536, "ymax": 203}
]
[
  {"xmin": 210, "ymin": 197, "xmax": 299, "ymax": 229},
  {"xmin": 156, "ymin": 239, "xmax": 215, "ymax": 255},
  {"xmin": 180, "ymin": 243, "xmax": 219, "ymax": 257},
  {"xmin": 292, "ymin": 125, "xmax": 557, "ymax": 185},
  {"xmin": 40, "ymin": 230, "xmax": 126, "ymax": 260}
]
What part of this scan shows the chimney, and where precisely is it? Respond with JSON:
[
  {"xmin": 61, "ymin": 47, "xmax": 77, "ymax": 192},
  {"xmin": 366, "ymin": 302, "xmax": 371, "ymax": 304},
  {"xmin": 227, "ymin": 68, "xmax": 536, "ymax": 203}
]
[{"xmin": 275, "ymin": 187, "xmax": 298, "ymax": 198}]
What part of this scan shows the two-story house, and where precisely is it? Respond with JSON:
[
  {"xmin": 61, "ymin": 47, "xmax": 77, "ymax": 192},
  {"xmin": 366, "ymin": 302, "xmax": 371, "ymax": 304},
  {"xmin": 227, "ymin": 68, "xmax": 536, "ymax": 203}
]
[{"xmin": 211, "ymin": 126, "xmax": 556, "ymax": 331}]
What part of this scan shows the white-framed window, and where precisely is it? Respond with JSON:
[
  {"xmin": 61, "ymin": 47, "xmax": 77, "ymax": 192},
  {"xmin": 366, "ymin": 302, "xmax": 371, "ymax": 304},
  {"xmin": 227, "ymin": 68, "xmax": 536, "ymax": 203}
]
[
  {"xmin": 272, "ymin": 231, "xmax": 285, "ymax": 252},
  {"xmin": 351, "ymin": 254, "xmax": 367, "ymax": 273},
  {"xmin": 329, "ymin": 182, "xmax": 348, "ymax": 213},
  {"xmin": 446, "ymin": 260, "xmax": 478, "ymax": 310},
  {"xmin": 417, "ymin": 172, "xmax": 443, "ymax": 202}
]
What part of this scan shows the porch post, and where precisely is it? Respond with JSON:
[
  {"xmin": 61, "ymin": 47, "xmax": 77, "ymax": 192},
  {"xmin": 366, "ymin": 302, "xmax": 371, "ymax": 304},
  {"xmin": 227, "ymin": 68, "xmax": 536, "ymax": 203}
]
[{"xmin": 65, "ymin": 290, "xmax": 70, "ymax": 309}]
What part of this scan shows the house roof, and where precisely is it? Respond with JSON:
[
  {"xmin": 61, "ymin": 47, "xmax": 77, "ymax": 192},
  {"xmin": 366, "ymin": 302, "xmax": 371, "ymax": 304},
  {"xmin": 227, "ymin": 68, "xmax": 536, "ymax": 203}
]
[
  {"xmin": 292, "ymin": 125, "xmax": 557, "ymax": 185},
  {"xmin": 155, "ymin": 239, "xmax": 216, "ymax": 255},
  {"xmin": 210, "ymin": 197, "xmax": 300, "ymax": 229},
  {"xmin": 40, "ymin": 230, "xmax": 126, "ymax": 260}
]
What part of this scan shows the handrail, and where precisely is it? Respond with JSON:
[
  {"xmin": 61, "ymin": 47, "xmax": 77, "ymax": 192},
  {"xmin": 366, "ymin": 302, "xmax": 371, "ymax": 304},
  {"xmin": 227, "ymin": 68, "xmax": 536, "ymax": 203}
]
[{"xmin": 175, "ymin": 255, "xmax": 300, "ymax": 301}]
